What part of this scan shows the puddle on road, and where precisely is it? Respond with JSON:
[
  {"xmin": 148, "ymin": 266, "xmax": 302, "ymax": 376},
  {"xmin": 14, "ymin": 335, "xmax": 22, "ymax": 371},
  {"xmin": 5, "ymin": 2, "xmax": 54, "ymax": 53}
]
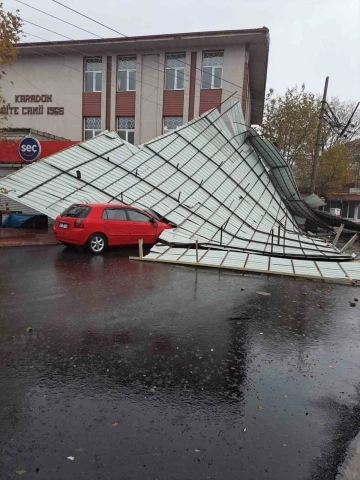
[{"xmin": 0, "ymin": 246, "xmax": 360, "ymax": 479}]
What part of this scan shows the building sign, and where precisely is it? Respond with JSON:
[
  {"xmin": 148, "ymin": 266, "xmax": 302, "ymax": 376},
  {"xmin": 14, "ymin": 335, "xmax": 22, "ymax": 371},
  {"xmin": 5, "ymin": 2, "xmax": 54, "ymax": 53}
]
[
  {"xmin": 18, "ymin": 137, "xmax": 41, "ymax": 162},
  {"xmin": 0, "ymin": 94, "xmax": 64, "ymax": 116}
]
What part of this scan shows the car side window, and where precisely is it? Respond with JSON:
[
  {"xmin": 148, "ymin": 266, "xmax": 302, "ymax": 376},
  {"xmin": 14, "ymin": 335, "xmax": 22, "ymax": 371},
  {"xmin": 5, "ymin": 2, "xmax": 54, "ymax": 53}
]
[
  {"xmin": 102, "ymin": 208, "xmax": 128, "ymax": 220},
  {"xmin": 127, "ymin": 210, "xmax": 152, "ymax": 222}
]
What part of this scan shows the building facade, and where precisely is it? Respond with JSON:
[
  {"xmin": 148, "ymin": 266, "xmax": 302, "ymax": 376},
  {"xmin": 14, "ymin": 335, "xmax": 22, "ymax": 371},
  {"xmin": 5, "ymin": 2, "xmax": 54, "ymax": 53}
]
[
  {"xmin": 0, "ymin": 28, "xmax": 269, "ymax": 145},
  {"xmin": 323, "ymin": 140, "xmax": 360, "ymax": 223}
]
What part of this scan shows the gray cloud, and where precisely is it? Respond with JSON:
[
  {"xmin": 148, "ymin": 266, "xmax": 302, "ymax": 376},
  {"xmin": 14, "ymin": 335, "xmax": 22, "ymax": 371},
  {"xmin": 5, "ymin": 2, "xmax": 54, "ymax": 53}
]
[{"xmin": 4, "ymin": 0, "xmax": 360, "ymax": 101}]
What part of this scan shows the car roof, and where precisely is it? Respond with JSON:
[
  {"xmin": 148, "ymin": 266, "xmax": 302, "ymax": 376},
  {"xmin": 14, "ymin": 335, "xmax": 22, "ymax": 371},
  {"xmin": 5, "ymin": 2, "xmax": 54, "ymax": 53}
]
[{"xmin": 73, "ymin": 203, "xmax": 136, "ymax": 208}]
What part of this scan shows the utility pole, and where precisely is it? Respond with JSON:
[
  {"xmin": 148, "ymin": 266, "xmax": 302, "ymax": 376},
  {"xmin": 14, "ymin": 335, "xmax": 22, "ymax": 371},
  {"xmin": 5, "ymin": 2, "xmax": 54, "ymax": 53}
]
[{"xmin": 310, "ymin": 76, "xmax": 329, "ymax": 194}]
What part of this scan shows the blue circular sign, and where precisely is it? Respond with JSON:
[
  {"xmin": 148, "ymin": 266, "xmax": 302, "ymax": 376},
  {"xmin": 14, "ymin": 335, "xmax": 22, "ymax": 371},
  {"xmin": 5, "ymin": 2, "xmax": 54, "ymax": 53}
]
[{"xmin": 18, "ymin": 137, "xmax": 41, "ymax": 162}]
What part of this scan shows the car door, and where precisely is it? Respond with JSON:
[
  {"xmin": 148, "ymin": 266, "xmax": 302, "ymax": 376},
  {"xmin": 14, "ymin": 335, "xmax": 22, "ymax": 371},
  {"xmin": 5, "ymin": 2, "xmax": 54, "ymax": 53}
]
[
  {"xmin": 101, "ymin": 208, "xmax": 132, "ymax": 245},
  {"xmin": 126, "ymin": 209, "xmax": 158, "ymax": 244}
]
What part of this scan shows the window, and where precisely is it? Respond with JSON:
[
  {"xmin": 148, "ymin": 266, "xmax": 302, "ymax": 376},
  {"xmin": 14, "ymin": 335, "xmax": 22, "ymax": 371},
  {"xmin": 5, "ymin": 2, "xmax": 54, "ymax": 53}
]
[
  {"xmin": 349, "ymin": 202, "xmax": 356, "ymax": 219},
  {"xmin": 117, "ymin": 56, "xmax": 136, "ymax": 91},
  {"xmin": 127, "ymin": 210, "xmax": 151, "ymax": 222},
  {"xmin": 163, "ymin": 117, "xmax": 183, "ymax": 133},
  {"xmin": 84, "ymin": 57, "xmax": 102, "ymax": 92},
  {"xmin": 201, "ymin": 51, "xmax": 224, "ymax": 89},
  {"xmin": 102, "ymin": 208, "xmax": 128, "ymax": 220},
  {"xmin": 60, "ymin": 205, "xmax": 91, "ymax": 218},
  {"xmin": 341, "ymin": 201, "xmax": 349, "ymax": 218},
  {"xmin": 84, "ymin": 117, "xmax": 101, "ymax": 140},
  {"xmin": 117, "ymin": 117, "xmax": 135, "ymax": 144},
  {"xmin": 165, "ymin": 53, "xmax": 185, "ymax": 90}
]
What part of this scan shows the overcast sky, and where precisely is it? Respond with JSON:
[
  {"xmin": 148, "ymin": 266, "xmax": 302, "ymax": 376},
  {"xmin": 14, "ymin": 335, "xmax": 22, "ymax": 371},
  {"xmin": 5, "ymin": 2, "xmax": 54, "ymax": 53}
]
[{"xmin": 4, "ymin": 0, "xmax": 360, "ymax": 102}]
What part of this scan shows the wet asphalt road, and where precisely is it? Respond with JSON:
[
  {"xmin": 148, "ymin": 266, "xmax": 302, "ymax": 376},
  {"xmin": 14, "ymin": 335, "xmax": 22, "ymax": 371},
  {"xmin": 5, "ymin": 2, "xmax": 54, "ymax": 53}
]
[{"xmin": 1, "ymin": 246, "xmax": 360, "ymax": 480}]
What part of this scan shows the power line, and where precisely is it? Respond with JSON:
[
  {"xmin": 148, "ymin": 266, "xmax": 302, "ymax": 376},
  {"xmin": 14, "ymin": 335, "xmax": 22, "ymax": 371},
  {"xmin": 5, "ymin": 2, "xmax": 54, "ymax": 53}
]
[
  {"xmin": 19, "ymin": 10, "xmax": 262, "ymax": 112},
  {"xmin": 7, "ymin": 66, "xmax": 82, "ymax": 121},
  {"xmin": 21, "ymin": 19, "xmax": 255, "ymax": 111},
  {"xmin": 16, "ymin": 1, "xmax": 101, "ymax": 39},
  {"xmin": 16, "ymin": 0, "xmax": 265, "ymax": 101},
  {"xmin": 22, "ymin": 23, "xmax": 192, "ymax": 100},
  {"xmin": 22, "ymin": 26, "xmax": 265, "ymax": 118},
  {"xmin": 22, "ymin": 26, "xmax": 266, "ymax": 117},
  {"xmin": 23, "ymin": 46, "xmax": 165, "ymax": 112},
  {"xmin": 50, "ymin": 0, "xmax": 265, "ymax": 98},
  {"xmin": 24, "ymin": 20, "xmax": 76, "ymax": 41},
  {"xmin": 338, "ymin": 102, "xmax": 359, "ymax": 138},
  {"xmin": 24, "ymin": 37, "xmax": 259, "ymax": 127}
]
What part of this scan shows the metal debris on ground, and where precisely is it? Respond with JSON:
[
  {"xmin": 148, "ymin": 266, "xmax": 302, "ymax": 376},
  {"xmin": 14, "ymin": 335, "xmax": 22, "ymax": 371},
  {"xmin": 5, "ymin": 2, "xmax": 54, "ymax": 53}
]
[{"xmin": 1, "ymin": 102, "xmax": 360, "ymax": 284}]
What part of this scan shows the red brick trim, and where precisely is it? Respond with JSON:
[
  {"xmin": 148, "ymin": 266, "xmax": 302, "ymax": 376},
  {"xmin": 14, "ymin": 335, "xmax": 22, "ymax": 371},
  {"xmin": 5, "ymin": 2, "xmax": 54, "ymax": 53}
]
[
  {"xmin": 188, "ymin": 52, "xmax": 197, "ymax": 121},
  {"xmin": 106, "ymin": 56, "xmax": 112, "ymax": 130},
  {"xmin": 163, "ymin": 90, "xmax": 184, "ymax": 116},
  {"xmin": 199, "ymin": 89, "xmax": 222, "ymax": 115},
  {"xmin": 115, "ymin": 92, "xmax": 136, "ymax": 116},
  {"xmin": 82, "ymin": 92, "xmax": 101, "ymax": 116}
]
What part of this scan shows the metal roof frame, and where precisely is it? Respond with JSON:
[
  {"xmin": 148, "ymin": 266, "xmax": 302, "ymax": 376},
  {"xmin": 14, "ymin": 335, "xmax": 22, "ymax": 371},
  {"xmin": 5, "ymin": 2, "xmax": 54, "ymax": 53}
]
[{"xmin": 0, "ymin": 102, "xmax": 358, "ymax": 280}]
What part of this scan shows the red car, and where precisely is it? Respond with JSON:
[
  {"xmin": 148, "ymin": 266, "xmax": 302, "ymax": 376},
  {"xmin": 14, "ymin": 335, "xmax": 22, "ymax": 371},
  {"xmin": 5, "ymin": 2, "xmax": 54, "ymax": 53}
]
[{"xmin": 53, "ymin": 203, "xmax": 172, "ymax": 254}]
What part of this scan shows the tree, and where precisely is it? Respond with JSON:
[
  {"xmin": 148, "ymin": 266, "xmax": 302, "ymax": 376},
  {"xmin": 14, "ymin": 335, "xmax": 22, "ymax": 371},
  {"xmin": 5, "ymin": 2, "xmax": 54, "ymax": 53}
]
[
  {"xmin": 261, "ymin": 84, "xmax": 319, "ymax": 168},
  {"xmin": 260, "ymin": 84, "xmax": 360, "ymax": 193},
  {"xmin": 316, "ymin": 144, "xmax": 354, "ymax": 195},
  {"xmin": 0, "ymin": 2, "xmax": 22, "ymax": 129}
]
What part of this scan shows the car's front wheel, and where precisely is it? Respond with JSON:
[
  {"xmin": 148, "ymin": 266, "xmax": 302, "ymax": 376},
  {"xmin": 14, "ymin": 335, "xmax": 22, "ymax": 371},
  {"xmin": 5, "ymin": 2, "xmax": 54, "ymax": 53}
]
[{"xmin": 87, "ymin": 234, "xmax": 107, "ymax": 254}]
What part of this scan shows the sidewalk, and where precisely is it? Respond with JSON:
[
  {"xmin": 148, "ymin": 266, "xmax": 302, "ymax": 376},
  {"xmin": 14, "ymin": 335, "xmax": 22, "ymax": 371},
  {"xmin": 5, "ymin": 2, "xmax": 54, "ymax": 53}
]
[{"xmin": 0, "ymin": 226, "xmax": 58, "ymax": 247}]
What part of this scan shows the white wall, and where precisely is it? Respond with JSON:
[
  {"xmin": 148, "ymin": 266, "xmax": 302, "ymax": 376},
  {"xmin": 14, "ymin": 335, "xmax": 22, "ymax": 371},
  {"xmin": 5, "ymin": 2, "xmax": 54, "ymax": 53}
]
[
  {"xmin": 1, "ymin": 54, "xmax": 84, "ymax": 141},
  {"xmin": 221, "ymin": 45, "xmax": 245, "ymax": 119},
  {"xmin": 1, "ymin": 44, "xmax": 249, "ymax": 144},
  {"xmin": 136, "ymin": 54, "xmax": 163, "ymax": 144}
]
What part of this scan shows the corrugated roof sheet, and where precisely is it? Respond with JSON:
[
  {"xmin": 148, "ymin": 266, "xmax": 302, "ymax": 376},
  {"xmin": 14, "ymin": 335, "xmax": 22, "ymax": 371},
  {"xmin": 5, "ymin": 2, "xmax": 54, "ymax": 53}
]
[{"xmin": 0, "ymin": 102, "xmax": 357, "ymax": 280}]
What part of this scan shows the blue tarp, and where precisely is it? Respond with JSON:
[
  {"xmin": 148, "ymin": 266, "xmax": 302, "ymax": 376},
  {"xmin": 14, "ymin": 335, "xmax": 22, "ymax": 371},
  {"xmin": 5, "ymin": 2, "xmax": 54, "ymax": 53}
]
[{"xmin": 1, "ymin": 214, "xmax": 35, "ymax": 228}]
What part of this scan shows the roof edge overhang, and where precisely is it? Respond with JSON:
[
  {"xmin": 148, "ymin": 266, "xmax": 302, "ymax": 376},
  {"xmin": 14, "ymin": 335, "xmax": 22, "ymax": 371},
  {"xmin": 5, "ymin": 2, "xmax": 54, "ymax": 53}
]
[
  {"xmin": 16, "ymin": 28, "xmax": 269, "ymax": 49},
  {"xmin": 248, "ymin": 32, "xmax": 269, "ymax": 125}
]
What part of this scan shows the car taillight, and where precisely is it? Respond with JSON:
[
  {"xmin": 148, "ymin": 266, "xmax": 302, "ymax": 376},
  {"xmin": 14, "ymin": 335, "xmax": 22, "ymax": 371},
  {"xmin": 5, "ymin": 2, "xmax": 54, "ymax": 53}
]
[{"xmin": 74, "ymin": 219, "xmax": 85, "ymax": 228}]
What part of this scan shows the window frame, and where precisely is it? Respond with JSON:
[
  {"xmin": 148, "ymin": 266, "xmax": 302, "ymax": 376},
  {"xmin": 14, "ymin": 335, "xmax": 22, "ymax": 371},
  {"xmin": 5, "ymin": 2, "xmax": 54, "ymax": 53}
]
[
  {"xmin": 348, "ymin": 202, "xmax": 356, "ymax": 219},
  {"xmin": 84, "ymin": 57, "xmax": 102, "ymax": 93},
  {"xmin": 117, "ymin": 117, "xmax": 135, "ymax": 144},
  {"xmin": 61, "ymin": 205, "xmax": 91, "ymax": 218},
  {"xmin": 102, "ymin": 207, "xmax": 129, "ymax": 221},
  {"xmin": 126, "ymin": 209, "xmax": 153, "ymax": 223},
  {"xmin": 163, "ymin": 116, "xmax": 184, "ymax": 134},
  {"xmin": 201, "ymin": 51, "xmax": 224, "ymax": 90},
  {"xmin": 165, "ymin": 52, "xmax": 186, "ymax": 91},
  {"xmin": 84, "ymin": 117, "xmax": 101, "ymax": 140},
  {"xmin": 117, "ymin": 55, "xmax": 137, "ymax": 92}
]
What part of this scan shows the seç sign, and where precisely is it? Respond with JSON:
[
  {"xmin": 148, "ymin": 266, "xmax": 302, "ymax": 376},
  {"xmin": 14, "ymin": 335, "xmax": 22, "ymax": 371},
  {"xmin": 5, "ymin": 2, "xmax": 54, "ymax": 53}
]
[{"xmin": 18, "ymin": 137, "xmax": 41, "ymax": 162}]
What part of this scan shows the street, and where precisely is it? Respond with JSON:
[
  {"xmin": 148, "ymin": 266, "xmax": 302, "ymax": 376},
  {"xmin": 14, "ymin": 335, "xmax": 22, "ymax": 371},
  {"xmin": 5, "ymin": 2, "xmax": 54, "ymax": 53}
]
[{"xmin": 1, "ymin": 245, "xmax": 360, "ymax": 479}]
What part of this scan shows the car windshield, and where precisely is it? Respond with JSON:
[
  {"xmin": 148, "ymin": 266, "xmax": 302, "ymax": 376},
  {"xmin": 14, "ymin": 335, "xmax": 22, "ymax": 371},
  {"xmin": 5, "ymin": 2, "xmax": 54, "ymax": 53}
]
[
  {"xmin": 144, "ymin": 207, "xmax": 176, "ymax": 227},
  {"xmin": 60, "ymin": 205, "xmax": 91, "ymax": 218},
  {"xmin": 143, "ymin": 208, "xmax": 161, "ymax": 220}
]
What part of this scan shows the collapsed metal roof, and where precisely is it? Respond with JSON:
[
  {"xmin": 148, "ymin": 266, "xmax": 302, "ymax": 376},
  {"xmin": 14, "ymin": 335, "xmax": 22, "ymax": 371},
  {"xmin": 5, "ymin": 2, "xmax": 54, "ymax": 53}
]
[{"xmin": 0, "ymin": 102, "xmax": 359, "ymax": 283}]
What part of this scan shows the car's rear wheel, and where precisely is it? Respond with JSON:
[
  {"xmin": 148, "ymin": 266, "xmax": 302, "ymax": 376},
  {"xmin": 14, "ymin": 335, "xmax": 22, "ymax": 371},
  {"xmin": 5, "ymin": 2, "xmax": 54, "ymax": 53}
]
[{"xmin": 87, "ymin": 234, "xmax": 107, "ymax": 254}]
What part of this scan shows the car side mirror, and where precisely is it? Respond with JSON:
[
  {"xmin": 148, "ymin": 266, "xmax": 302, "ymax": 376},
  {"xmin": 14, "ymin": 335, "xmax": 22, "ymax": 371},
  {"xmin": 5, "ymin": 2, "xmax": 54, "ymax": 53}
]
[{"xmin": 150, "ymin": 218, "xmax": 158, "ymax": 227}]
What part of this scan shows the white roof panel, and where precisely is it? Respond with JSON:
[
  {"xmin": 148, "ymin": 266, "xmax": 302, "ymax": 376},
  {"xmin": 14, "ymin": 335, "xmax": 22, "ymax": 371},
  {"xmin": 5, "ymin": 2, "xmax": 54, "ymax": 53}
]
[{"xmin": 0, "ymin": 103, "xmax": 357, "ymax": 278}]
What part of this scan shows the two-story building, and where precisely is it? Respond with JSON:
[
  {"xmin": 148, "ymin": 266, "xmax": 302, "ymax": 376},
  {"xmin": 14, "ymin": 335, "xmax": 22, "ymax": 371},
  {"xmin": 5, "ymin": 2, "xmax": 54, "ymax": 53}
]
[
  {"xmin": 0, "ymin": 28, "xmax": 269, "ymax": 145},
  {"xmin": 0, "ymin": 28, "xmax": 269, "ymax": 217}
]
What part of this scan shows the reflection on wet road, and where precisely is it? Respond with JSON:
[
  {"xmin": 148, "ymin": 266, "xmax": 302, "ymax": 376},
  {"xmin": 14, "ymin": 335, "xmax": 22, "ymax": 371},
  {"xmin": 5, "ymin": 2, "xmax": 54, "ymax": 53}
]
[{"xmin": 1, "ymin": 246, "xmax": 360, "ymax": 479}]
